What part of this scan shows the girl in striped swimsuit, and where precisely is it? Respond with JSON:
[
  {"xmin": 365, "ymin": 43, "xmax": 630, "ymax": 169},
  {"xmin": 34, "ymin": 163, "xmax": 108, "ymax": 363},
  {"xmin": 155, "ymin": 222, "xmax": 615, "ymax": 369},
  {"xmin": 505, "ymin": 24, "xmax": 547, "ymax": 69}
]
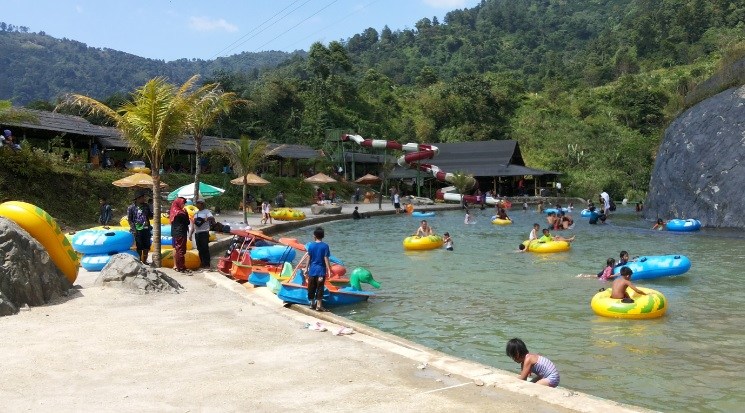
[{"xmin": 506, "ymin": 338, "xmax": 560, "ymax": 387}]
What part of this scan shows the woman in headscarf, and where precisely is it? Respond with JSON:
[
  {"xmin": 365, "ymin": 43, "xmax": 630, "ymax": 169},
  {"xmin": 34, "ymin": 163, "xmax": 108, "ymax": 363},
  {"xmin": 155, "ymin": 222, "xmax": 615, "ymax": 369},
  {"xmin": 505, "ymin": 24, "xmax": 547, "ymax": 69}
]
[{"xmin": 169, "ymin": 197, "xmax": 190, "ymax": 272}]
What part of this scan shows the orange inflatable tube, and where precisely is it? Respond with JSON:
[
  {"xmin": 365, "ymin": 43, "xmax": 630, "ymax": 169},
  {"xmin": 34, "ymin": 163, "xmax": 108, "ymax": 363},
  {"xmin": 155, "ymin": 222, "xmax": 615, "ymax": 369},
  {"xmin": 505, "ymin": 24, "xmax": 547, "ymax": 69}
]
[{"xmin": 0, "ymin": 201, "xmax": 80, "ymax": 283}]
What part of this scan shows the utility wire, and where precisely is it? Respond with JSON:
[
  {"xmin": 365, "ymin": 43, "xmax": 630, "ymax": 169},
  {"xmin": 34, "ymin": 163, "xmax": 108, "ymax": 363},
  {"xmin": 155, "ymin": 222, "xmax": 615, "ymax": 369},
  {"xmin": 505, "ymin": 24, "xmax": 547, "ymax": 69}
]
[
  {"xmin": 281, "ymin": 0, "xmax": 382, "ymax": 50},
  {"xmin": 252, "ymin": 0, "xmax": 340, "ymax": 52},
  {"xmin": 210, "ymin": 0, "xmax": 309, "ymax": 59}
]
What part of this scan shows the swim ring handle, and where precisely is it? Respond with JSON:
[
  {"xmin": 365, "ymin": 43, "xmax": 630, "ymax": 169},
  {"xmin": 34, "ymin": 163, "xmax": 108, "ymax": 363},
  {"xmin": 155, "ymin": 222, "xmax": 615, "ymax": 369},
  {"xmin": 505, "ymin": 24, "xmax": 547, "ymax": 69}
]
[
  {"xmin": 674, "ymin": 255, "xmax": 680, "ymax": 259},
  {"xmin": 639, "ymin": 257, "xmax": 647, "ymax": 262}
]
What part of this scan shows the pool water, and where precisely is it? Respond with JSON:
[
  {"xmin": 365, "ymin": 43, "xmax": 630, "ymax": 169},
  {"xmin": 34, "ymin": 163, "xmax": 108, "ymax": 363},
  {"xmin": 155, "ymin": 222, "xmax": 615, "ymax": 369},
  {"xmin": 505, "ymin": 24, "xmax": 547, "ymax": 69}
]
[{"xmin": 284, "ymin": 207, "xmax": 745, "ymax": 412}]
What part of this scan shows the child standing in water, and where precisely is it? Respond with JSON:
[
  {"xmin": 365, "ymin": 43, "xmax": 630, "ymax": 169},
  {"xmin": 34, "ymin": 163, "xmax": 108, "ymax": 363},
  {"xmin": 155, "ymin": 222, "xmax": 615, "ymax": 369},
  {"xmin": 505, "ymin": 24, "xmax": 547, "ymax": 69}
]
[
  {"xmin": 505, "ymin": 338, "xmax": 560, "ymax": 387},
  {"xmin": 443, "ymin": 232, "xmax": 453, "ymax": 251},
  {"xmin": 598, "ymin": 258, "xmax": 616, "ymax": 281},
  {"xmin": 652, "ymin": 218, "xmax": 666, "ymax": 230}
]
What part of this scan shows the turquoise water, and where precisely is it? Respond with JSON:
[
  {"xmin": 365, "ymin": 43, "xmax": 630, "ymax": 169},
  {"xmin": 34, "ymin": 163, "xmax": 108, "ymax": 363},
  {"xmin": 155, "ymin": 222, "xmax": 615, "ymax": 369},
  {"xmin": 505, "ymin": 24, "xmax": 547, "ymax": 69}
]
[{"xmin": 284, "ymin": 207, "xmax": 745, "ymax": 412}]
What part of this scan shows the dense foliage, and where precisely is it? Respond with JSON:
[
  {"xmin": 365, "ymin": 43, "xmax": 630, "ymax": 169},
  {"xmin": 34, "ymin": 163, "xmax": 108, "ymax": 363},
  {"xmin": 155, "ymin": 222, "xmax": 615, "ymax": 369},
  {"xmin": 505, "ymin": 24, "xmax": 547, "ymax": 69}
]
[{"xmin": 2, "ymin": 0, "xmax": 744, "ymax": 200}]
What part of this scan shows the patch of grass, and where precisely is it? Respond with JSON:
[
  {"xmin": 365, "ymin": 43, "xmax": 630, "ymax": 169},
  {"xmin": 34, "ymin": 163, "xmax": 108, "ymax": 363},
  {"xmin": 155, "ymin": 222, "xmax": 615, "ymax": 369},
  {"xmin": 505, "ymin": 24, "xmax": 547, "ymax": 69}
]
[{"xmin": 0, "ymin": 149, "xmax": 356, "ymax": 230}]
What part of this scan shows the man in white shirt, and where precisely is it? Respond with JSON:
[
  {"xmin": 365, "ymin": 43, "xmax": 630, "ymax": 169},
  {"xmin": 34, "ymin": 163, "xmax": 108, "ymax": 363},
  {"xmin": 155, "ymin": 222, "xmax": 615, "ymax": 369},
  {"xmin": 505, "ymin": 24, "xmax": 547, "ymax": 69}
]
[{"xmin": 189, "ymin": 199, "xmax": 215, "ymax": 270}]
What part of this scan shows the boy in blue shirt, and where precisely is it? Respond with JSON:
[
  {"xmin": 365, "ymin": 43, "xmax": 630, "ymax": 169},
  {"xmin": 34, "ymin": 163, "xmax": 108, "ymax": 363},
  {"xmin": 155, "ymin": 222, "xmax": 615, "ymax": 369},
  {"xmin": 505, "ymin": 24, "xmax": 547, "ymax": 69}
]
[{"xmin": 306, "ymin": 227, "xmax": 331, "ymax": 312}]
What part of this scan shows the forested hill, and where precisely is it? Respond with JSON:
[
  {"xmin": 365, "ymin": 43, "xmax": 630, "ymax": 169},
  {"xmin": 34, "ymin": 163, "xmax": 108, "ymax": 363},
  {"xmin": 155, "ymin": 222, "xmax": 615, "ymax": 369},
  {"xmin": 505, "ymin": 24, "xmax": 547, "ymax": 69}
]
[
  {"xmin": 0, "ymin": 28, "xmax": 301, "ymax": 104},
  {"xmin": 347, "ymin": 0, "xmax": 744, "ymax": 89},
  {"xmin": 1, "ymin": 0, "xmax": 744, "ymax": 200}
]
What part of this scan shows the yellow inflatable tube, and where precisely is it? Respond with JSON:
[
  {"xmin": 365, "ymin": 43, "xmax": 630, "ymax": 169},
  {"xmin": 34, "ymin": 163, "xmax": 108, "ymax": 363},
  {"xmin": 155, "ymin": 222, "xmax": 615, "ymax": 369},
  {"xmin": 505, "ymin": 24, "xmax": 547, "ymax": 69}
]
[
  {"xmin": 590, "ymin": 287, "xmax": 667, "ymax": 319},
  {"xmin": 270, "ymin": 208, "xmax": 306, "ymax": 221},
  {"xmin": 492, "ymin": 218, "xmax": 512, "ymax": 225},
  {"xmin": 403, "ymin": 235, "xmax": 444, "ymax": 251},
  {"xmin": 120, "ymin": 213, "xmax": 170, "ymax": 228},
  {"xmin": 160, "ymin": 249, "xmax": 201, "ymax": 269},
  {"xmin": 522, "ymin": 239, "xmax": 570, "ymax": 253},
  {"xmin": 0, "ymin": 201, "xmax": 80, "ymax": 283}
]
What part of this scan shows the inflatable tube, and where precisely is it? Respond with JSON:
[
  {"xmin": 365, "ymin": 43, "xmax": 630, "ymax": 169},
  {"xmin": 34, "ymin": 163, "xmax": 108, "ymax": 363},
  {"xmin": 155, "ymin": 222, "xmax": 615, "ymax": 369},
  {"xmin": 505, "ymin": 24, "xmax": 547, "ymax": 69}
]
[
  {"xmin": 411, "ymin": 211, "xmax": 435, "ymax": 218},
  {"xmin": 184, "ymin": 205, "xmax": 198, "ymax": 219},
  {"xmin": 87, "ymin": 225, "xmax": 131, "ymax": 232},
  {"xmin": 666, "ymin": 219, "xmax": 701, "ymax": 232},
  {"xmin": 492, "ymin": 218, "xmax": 512, "ymax": 225},
  {"xmin": 250, "ymin": 245, "xmax": 296, "ymax": 263},
  {"xmin": 0, "ymin": 201, "xmax": 80, "ymax": 283},
  {"xmin": 403, "ymin": 235, "xmax": 444, "ymax": 251},
  {"xmin": 580, "ymin": 209, "xmax": 592, "ymax": 217},
  {"xmin": 120, "ymin": 213, "xmax": 170, "ymax": 228},
  {"xmin": 160, "ymin": 249, "xmax": 201, "ymax": 269},
  {"xmin": 329, "ymin": 255, "xmax": 344, "ymax": 265},
  {"xmin": 405, "ymin": 204, "xmax": 414, "ymax": 214},
  {"xmin": 152, "ymin": 237, "xmax": 193, "ymax": 251},
  {"xmin": 591, "ymin": 287, "xmax": 667, "ymax": 319},
  {"xmin": 522, "ymin": 240, "xmax": 571, "ymax": 253},
  {"xmin": 612, "ymin": 255, "xmax": 691, "ymax": 280},
  {"xmin": 270, "ymin": 208, "xmax": 306, "ymax": 221},
  {"xmin": 544, "ymin": 208, "xmax": 568, "ymax": 214},
  {"xmin": 71, "ymin": 229, "xmax": 134, "ymax": 255},
  {"xmin": 130, "ymin": 167, "xmax": 151, "ymax": 174},
  {"xmin": 81, "ymin": 250, "xmax": 139, "ymax": 272}
]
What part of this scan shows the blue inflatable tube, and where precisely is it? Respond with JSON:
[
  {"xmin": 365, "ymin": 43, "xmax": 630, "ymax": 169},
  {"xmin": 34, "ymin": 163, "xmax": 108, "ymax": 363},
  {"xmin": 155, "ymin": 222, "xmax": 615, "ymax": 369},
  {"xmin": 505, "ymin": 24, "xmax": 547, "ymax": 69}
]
[
  {"xmin": 580, "ymin": 209, "xmax": 592, "ymax": 217},
  {"xmin": 666, "ymin": 219, "xmax": 701, "ymax": 232},
  {"xmin": 411, "ymin": 211, "xmax": 435, "ymax": 217},
  {"xmin": 250, "ymin": 245, "xmax": 296, "ymax": 263},
  {"xmin": 72, "ymin": 229, "xmax": 134, "ymax": 255},
  {"xmin": 544, "ymin": 208, "xmax": 568, "ymax": 214},
  {"xmin": 81, "ymin": 250, "xmax": 139, "ymax": 272},
  {"xmin": 612, "ymin": 255, "xmax": 691, "ymax": 280}
]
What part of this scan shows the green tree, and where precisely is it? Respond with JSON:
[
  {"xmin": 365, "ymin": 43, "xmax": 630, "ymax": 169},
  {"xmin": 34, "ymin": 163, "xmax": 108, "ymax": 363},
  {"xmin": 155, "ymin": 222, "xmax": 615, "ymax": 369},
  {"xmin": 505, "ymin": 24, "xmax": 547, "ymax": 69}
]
[
  {"xmin": 187, "ymin": 82, "xmax": 241, "ymax": 200},
  {"xmin": 221, "ymin": 136, "xmax": 269, "ymax": 224},
  {"xmin": 449, "ymin": 171, "xmax": 476, "ymax": 207},
  {"xmin": 63, "ymin": 76, "xmax": 198, "ymax": 267}
]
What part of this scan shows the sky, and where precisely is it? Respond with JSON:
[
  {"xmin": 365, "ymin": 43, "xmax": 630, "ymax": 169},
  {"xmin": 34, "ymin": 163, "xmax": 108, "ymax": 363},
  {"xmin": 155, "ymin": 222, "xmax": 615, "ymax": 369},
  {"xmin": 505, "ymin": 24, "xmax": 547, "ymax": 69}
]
[{"xmin": 1, "ymin": 0, "xmax": 480, "ymax": 61}]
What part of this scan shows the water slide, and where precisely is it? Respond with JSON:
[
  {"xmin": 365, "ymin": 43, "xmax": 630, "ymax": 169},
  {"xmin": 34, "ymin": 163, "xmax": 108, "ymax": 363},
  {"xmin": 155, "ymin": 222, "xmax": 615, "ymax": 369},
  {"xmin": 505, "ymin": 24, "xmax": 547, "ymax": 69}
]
[
  {"xmin": 0, "ymin": 201, "xmax": 80, "ymax": 283},
  {"xmin": 341, "ymin": 134, "xmax": 476, "ymax": 188},
  {"xmin": 438, "ymin": 185, "xmax": 506, "ymax": 206}
]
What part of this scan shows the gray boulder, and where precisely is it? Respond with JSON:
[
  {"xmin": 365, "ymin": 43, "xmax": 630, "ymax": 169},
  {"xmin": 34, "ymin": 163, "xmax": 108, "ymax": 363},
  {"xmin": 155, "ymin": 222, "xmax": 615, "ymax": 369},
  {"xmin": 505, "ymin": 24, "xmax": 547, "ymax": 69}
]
[
  {"xmin": 310, "ymin": 204, "xmax": 343, "ymax": 215},
  {"xmin": 0, "ymin": 218, "xmax": 73, "ymax": 316},
  {"xmin": 645, "ymin": 85, "xmax": 745, "ymax": 228},
  {"xmin": 96, "ymin": 254, "xmax": 182, "ymax": 293}
]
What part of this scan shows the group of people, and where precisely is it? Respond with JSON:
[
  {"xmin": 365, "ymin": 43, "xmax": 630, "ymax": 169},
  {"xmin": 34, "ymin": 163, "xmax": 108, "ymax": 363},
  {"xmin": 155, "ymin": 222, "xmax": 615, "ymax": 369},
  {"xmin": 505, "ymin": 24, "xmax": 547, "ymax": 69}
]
[
  {"xmin": 519, "ymin": 223, "xmax": 576, "ymax": 251},
  {"xmin": 120, "ymin": 191, "xmax": 215, "ymax": 273},
  {"xmin": 167, "ymin": 196, "xmax": 215, "ymax": 272},
  {"xmin": 577, "ymin": 251, "xmax": 647, "ymax": 302}
]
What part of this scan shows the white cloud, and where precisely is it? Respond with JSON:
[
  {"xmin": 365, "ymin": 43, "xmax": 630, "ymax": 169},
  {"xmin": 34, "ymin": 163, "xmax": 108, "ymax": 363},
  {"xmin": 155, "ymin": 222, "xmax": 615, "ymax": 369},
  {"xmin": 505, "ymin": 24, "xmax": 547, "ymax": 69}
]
[
  {"xmin": 188, "ymin": 16, "xmax": 238, "ymax": 33},
  {"xmin": 422, "ymin": 0, "xmax": 469, "ymax": 8}
]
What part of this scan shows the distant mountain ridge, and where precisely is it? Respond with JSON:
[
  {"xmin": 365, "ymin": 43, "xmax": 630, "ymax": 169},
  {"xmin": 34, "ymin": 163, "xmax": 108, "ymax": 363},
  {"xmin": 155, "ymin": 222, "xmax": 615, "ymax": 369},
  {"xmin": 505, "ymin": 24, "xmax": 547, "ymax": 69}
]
[{"xmin": 0, "ymin": 29, "xmax": 303, "ymax": 104}]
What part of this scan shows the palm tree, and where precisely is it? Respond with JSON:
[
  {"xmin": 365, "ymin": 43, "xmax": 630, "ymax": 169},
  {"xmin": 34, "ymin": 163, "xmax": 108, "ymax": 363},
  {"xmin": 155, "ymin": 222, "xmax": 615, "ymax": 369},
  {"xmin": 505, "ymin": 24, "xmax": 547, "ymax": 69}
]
[
  {"xmin": 63, "ymin": 76, "xmax": 198, "ymax": 267},
  {"xmin": 187, "ymin": 83, "xmax": 242, "ymax": 200},
  {"xmin": 449, "ymin": 171, "xmax": 475, "ymax": 208},
  {"xmin": 221, "ymin": 136, "xmax": 268, "ymax": 224}
]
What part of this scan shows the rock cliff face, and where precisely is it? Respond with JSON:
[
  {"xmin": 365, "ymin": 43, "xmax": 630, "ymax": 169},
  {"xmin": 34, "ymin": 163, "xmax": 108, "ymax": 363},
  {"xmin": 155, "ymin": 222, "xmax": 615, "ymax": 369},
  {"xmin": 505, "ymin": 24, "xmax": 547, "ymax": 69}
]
[
  {"xmin": 0, "ymin": 218, "xmax": 72, "ymax": 316},
  {"xmin": 645, "ymin": 85, "xmax": 745, "ymax": 228}
]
